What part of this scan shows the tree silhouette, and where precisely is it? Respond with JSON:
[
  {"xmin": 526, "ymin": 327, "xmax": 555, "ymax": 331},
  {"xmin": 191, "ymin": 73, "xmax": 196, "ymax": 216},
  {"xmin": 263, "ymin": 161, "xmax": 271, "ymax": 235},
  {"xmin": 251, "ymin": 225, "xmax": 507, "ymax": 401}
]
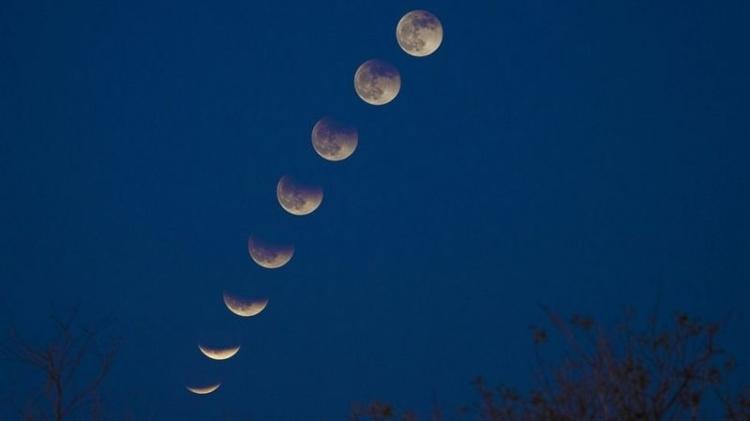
[
  {"xmin": 1, "ymin": 309, "xmax": 119, "ymax": 421},
  {"xmin": 351, "ymin": 310, "xmax": 750, "ymax": 420}
]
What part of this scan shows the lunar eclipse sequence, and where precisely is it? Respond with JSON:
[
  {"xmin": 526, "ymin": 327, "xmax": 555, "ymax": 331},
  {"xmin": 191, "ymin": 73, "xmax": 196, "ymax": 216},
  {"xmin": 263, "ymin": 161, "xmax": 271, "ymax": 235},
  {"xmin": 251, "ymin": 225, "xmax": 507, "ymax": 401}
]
[{"xmin": 186, "ymin": 9, "xmax": 443, "ymax": 395}]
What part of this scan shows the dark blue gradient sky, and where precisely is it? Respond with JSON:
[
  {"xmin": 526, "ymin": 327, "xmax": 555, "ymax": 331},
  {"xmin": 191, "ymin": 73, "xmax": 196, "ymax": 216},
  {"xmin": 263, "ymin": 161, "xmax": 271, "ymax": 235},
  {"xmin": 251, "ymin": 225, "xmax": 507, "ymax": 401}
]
[{"xmin": 1, "ymin": 0, "xmax": 749, "ymax": 419}]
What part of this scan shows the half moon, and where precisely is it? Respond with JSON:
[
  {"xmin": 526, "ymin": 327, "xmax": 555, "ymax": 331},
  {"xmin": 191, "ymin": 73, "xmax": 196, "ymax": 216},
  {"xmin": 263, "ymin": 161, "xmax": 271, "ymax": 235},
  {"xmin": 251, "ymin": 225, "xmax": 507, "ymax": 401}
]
[
  {"xmin": 198, "ymin": 344, "xmax": 240, "ymax": 361},
  {"xmin": 186, "ymin": 383, "xmax": 221, "ymax": 395},
  {"xmin": 223, "ymin": 292, "xmax": 268, "ymax": 317},
  {"xmin": 311, "ymin": 117, "xmax": 358, "ymax": 161},
  {"xmin": 354, "ymin": 59, "xmax": 401, "ymax": 105},
  {"xmin": 396, "ymin": 10, "xmax": 444, "ymax": 57},
  {"xmin": 276, "ymin": 175, "xmax": 323, "ymax": 216},
  {"xmin": 248, "ymin": 235, "xmax": 294, "ymax": 269}
]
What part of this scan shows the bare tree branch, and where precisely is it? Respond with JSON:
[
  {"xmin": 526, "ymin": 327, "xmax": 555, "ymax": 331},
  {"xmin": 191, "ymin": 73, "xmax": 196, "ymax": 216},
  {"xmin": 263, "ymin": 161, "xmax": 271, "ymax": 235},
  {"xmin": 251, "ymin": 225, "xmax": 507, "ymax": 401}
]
[
  {"xmin": 350, "ymin": 310, "xmax": 748, "ymax": 421},
  {"xmin": 1, "ymin": 309, "xmax": 119, "ymax": 421}
]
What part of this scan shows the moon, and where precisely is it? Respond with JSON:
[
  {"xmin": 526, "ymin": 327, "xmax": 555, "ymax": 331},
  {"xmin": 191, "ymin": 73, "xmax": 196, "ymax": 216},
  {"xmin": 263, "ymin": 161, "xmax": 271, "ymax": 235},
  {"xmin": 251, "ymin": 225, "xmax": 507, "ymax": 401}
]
[
  {"xmin": 198, "ymin": 344, "xmax": 240, "ymax": 361},
  {"xmin": 396, "ymin": 10, "xmax": 443, "ymax": 57},
  {"xmin": 354, "ymin": 59, "xmax": 401, "ymax": 105},
  {"xmin": 276, "ymin": 175, "xmax": 323, "ymax": 216},
  {"xmin": 186, "ymin": 383, "xmax": 221, "ymax": 395},
  {"xmin": 311, "ymin": 117, "xmax": 358, "ymax": 161},
  {"xmin": 223, "ymin": 292, "xmax": 268, "ymax": 317},
  {"xmin": 248, "ymin": 235, "xmax": 294, "ymax": 269}
]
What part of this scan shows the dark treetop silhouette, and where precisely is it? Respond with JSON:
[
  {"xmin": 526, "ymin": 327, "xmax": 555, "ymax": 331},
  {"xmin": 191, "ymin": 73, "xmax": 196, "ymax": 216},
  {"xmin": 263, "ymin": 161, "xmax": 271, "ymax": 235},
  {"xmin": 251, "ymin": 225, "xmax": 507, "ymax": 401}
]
[
  {"xmin": 1, "ymin": 310, "xmax": 119, "ymax": 421},
  {"xmin": 351, "ymin": 311, "xmax": 750, "ymax": 421},
  {"xmin": 2, "ymin": 0, "xmax": 749, "ymax": 418}
]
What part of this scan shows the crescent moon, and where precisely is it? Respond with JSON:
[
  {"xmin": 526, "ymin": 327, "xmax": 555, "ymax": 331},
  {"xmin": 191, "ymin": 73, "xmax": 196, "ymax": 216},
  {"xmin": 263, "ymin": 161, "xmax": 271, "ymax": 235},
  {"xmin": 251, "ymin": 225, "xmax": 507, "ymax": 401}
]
[
  {"xmin": 311, "ymin": 117, "xmax": 358, "ymax": 162},
  {"xmin": 186, "ymin": 383, "xmax": 221, "ymax": 395},
  {"xmin": 198, "ymin": 344, "xmax": 240, "ymax": 361},
  {"xmin": 396, "ymin": 10, "xmax": 444, "ymax": 57},
  {"xmin": 354, "ymin": 59, "xmax": 401, "ymax": 106},
  {"xmin": 276, "ymin": 175, "xmax": 323, "ymax": 216},
  {"xmin": 248, "ymin": 235, "xmax": 294, "ymax": 269},
  {"xmin": 223, "ymin": 292, "xmax": 268, "ymax": 317}
]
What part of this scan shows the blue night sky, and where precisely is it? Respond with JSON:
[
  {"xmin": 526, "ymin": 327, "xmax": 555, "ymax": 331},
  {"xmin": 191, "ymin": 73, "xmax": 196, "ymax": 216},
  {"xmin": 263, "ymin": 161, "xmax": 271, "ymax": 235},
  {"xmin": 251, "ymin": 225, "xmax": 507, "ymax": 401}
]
[{"xmin": 1, "ymin": 0, "xmax": 749, "ymax": 419}]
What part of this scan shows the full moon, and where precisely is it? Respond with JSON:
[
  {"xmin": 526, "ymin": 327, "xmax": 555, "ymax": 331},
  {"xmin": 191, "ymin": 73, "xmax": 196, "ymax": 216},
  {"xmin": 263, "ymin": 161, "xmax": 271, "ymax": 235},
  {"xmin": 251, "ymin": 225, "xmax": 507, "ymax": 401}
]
[
  {"xmin": 396, "ymin": 10, "xmax": 443, "ymax": 57},
  {"xmin": 186, "ymin": 383, "xmax": 221, "ymax": 395},
  {"xmin": 223, "ymin": 292, "xmax": 268, "ymax": 317},
  {"xmin": 354, "ymin": 59, "xmax": 401, "ymax": 105},
  {"xmin": 311, "ymin": 117, "xmax": 358, "ymax": 161},
  {"xmin": 198, "ymin": 344, "xmax": 240, "ymax": 361},
  {"xmin": 248, "ymin": 235, "xmax": 294, "ymax": 269},
  {"xmin": 276, "ymin": 175, "xmax": 323, "ymax": 216}
]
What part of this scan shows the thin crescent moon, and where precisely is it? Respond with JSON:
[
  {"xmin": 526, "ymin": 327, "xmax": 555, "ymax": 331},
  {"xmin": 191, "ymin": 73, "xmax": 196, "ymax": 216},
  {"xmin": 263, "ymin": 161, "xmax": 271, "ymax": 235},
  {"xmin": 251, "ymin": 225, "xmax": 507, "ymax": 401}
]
[
  {"xmin": 223, "ymin": 292, "xmax": 268, "ymax": 317},
  {"xmin": 186, "ymin": 383, "xmax": 221, "ymax": 395},
  {"xmin": 198, "ymin": 344, "xmax": 240, "ymax": 361}
]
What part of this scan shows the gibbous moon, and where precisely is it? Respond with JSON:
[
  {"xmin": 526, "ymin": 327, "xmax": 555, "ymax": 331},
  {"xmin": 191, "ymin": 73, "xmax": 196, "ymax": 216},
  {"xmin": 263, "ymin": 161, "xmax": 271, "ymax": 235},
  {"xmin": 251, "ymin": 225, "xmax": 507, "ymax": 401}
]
[
  {"xmin": 223, "ymin": 292, "xmax": 268, "ymax": 317},
  {"xmin": 198, "ymin": 344, "xmax": 240, "ymax": 361},
  {"xmin": 276, "ymin": 175, "xmax": 323, "ymax": 216},
  {"xmin": 186, "ymin": 383, "xmax": 221, "ymax": 395},
  {"xmin": 248, "ymin": 235, "xmax": 294, "ymax": 269},
  {"xmin": 311, "ymin": 117, "xmax": 358, "ymax": 161},
  {"xmin": 354, "ymin": 59, "xmax": 401, "ymax": 105},
  {"xmin": 396, "ymin": 10, "xmax": 443, "ymax": 57}
]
